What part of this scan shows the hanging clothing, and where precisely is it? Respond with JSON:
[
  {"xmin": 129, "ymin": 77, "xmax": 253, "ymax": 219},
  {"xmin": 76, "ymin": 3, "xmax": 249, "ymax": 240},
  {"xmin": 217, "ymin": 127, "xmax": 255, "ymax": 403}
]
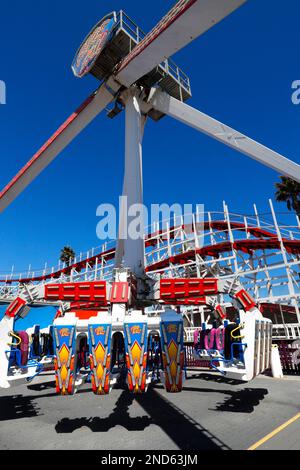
[
  {"xmin": 41, "ymin": 333, "xmax": 54, "ymax": 356},
  {"xmin": 17, "ymin": 331, "xmax": 29, "ymax": 366},
  {"xmin": 216, "ymin": 328, "xmax": 225, "ymax": 351}
]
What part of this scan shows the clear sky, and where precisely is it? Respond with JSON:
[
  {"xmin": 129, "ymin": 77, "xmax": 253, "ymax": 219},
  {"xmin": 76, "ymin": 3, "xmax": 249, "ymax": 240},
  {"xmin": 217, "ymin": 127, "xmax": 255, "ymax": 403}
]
[{"xmin": 1, "ymin": 0, "xmax": 300, "ymax": 327}]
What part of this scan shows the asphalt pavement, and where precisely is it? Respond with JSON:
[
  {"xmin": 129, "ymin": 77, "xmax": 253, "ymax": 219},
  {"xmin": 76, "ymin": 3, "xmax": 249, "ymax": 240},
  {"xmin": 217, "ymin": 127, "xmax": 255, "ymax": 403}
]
[{"xmin": 0, "ymin": 371, "xmax": 300, "ymax": 450}]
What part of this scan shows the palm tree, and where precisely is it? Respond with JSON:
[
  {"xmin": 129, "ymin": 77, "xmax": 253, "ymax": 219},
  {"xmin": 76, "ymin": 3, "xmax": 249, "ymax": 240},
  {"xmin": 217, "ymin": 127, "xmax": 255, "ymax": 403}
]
[
  {"xmin": 275, "ymin": 176, "xmax": 300, "ymax": 218},
  {"xmin": 60, "ymin": 246, "xmax": 76, "ymax": 266}
]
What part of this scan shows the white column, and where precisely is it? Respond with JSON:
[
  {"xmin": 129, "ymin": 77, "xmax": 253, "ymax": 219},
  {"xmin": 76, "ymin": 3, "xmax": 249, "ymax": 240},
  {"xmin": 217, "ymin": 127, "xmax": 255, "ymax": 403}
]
[{"xmin": 115, "ymin": 89, "xmax": 146, "ymax": 277}]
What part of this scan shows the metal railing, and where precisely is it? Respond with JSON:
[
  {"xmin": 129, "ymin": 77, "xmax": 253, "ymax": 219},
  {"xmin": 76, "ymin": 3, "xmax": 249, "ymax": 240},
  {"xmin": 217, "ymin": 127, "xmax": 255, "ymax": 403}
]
[
  {"xmin": 185, "ymin": 324, "xmax": 300, "ymax": 342},
  {"xmin": 116, "ymin": 10, "xmax": 191, "ymax": 94},
  {"xmin": 2, "ymin": 202, "xmax": 300, "ymax": 324}
]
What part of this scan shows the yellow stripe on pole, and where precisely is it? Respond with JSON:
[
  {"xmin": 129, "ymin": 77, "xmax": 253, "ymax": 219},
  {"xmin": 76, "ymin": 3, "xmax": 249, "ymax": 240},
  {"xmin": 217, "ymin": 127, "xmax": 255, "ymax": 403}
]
[{"xmin": 248, "ymin": 413, "xmax": 300, "ymax": 450}]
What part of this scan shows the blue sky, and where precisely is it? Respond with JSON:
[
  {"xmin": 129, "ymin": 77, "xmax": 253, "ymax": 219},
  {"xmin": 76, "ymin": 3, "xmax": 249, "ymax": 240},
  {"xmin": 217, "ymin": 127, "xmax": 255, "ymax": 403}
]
[{"xmin": 1, "ymin": 0, "xmax": 300, "ymax": 327}]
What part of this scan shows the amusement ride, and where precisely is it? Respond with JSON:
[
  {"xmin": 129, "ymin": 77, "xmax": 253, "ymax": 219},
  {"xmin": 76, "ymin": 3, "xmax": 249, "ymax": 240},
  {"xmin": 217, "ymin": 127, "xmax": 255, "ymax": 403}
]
[{"xmin": 1, "ymin": 0, "xmax": 300, "ymax": 396}]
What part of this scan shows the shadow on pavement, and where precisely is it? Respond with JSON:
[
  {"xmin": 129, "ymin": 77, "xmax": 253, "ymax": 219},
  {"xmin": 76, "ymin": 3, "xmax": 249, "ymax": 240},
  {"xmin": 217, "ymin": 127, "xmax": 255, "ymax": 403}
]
[
  {"xmin": 188, "ymin": 372, "xmax": 245, "ymax": 385},
  {"xmin": 213, "ymin": 388, "xmax": 268, "ymax": 413},
  {"xmin": 154, "ymin": 382, "xmax": 268, "ymax": 414}
]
